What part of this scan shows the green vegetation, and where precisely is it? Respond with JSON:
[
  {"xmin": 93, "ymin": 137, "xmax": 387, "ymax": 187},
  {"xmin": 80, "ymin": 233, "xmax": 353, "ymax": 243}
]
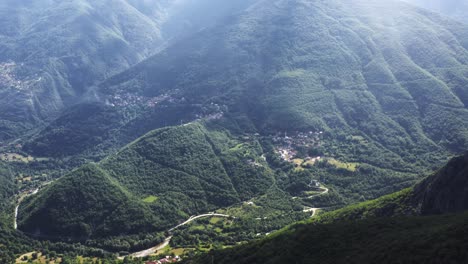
[
  {"xmin": 1, "ymin": 0, "xmax": 468, "ymax": 262},
  {"xmin": 187, "ymin": 212, "xmax": 468, "ymax": 264},
  {"xmin": 186, "ymin": 154, "xmax": 468, "ymax": 263},
  {"xmin": 18, "ymin": 123, "xmax": 277, "ymax": 250},
  {"xmin": 326, "ymin": 159, "xmax": 359, "ymax": 172},
  {"xmin": 142, "ymin": 196, "xmax": 159, "ymax": 204},
  {"xmin": 18, "ymin": 164, "xmax": 159, "ymax": 240}
]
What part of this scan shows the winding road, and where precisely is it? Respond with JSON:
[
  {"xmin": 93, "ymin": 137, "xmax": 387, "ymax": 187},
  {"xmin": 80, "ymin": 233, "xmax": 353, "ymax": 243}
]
[
  {"xmin": 307, "ymin": 187, "xmax": 329, "ymax": 199},
  {"xmin": 303, "ymin": 207, "xmax": 321, "ymax": 217},
  {"xmin": 14, "ymin": 188, "xmax": 39, "ymax": 230},
  {"xmin": 128, "ymin": 213, "xmax": 231, "ymax": 258},
  {"xmin": 129, "ymin": 236, "xmax": 173, "ymax": 258},
  {"xmin": 169, "ymin": 213, "xmax": 231, "ymax": 232}
]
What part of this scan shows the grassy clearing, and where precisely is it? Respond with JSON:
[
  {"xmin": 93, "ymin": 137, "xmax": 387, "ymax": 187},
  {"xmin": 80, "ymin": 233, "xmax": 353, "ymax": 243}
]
[
  {"xmin": 209, "ymin": 217, "xmax": 223, "ymax": 224},
  {"xmin": 16, "ymin": 252, "xmax": 62, "ymax": 264},
  {"xmin": 142, "ymin": 195, "xmax": 159, "ymax": 203},
  {"xmin": 327, "ymin": 158, "xmax": 359, "ymax": 172}
]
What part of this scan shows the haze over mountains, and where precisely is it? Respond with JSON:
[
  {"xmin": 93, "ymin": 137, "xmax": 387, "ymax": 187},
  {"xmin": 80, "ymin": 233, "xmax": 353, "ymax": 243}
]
[
  {"xmin": 403, "ymin": 0, "xmax": 468, "ymax": 24},
  {"xmin": 16, "ymin": 0, "xmax": 468, "ymax": 243},
  {"xmin": 0, "ymin": 0, "xmax": 467, "ymax": 263},
  {"xmin": 0, "ymin": 0, "xmax": 255, "ymax": 141}
]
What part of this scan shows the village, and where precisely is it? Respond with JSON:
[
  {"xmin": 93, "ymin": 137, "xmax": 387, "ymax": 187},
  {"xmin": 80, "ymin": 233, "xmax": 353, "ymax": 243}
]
[
  {"xmin": 145, "ymin": 255, "xmax": 181, "ymax": 264},
  {"xmin": 272, "ymin": 131, "xmax": 324, "ymax": 168},
  {"xmin": 0, "ymin": 61, "xmax": 42, "ymax": 90},
  {"xmin": 107, "ymin": 92, "xmax": 177, "ymax": 108}
]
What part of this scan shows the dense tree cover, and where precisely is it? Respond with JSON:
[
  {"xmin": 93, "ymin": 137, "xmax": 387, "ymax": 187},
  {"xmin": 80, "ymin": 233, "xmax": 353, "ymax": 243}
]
[
  {"xmin": 18, "ymin": 164, "xmax": 159, "ymax": 240},
  {"xmin": 0, "ymin": 0, "xmax": 163, "ymax": 141},
  {"xmin": 0, "ymin": 0, "xmax": 258, "ymax": 142},
  {"xmin": 98, "ymin": 0, "xmax": 468, "ymax": 156},
  {"xmin": 2, "ymin": 0, "xmax": 468, "ymax": 261},
  {"xmin": 187, "ymin": 212, "xmax": 468, "ymax": 264},
  {"xmin": 186, "ymin": 154, "xmax": 468, "ymax": 263},
  {"xmin": 18, "ymin": 123, "xmax": 277, "ymax": 247}
]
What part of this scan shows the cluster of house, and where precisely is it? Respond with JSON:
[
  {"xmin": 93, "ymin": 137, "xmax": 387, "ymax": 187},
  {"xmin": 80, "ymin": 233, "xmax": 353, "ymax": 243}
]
[
  {"xmin": 277, "ymin": 147, "xmax": 297, "ymax": 162},
  {"xmin": 107, "ymin": 92, "xmax": 182, "ymax": 108},
  {"xmin": 145, "ymin": 256, "xmax": 181, "ymax": 264},
  {"xmin": 272, "ymin": 131, "xmax": 324, "ymax": 164},
  {"xmin": 0, "ymin": 61, "xmax": 41, "ymax": 90},
  {"xmin": 272, "ymin": 131, "xmax": 323, "ymax": 147}
]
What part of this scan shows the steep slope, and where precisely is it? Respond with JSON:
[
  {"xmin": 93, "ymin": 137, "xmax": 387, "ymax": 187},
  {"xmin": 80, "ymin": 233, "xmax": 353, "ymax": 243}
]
[
  {"xmin": 24, "ymin": 0, "xmax": 468, "ymax": 175},
  {"xmin": 412, "ymin": 153, "xmax": 468, "ymax": 214},
  {"xmin": 21, "ymin": 0, "xmax": 468, "ymax": 213},
  {"xmin": 188, "ymin": 213, "xmax": 468, "ymax": 264},
  {"xmin": 18, "ymin": 122, "xmax": 275, "ymax": 241},
  {"xmin": 0, "ymin": 0, "xmax": 163, "ymax": 140},
  {"xmin": 187, "ymin": 153, "xmax": 468, "ymax": 264},
  {"xmin": 0, "ymin": 0, "xmax": 259, "ymax": 142},
  {"xmin": 403, "ymin": 0, "xmax": 468, "ymax": 24},
  {"xmin": 314, "ymin": 152, "xmax": 468, "ymax": 222},
  {"xmin": 0, "ymin": 162, "xmax": 15, "ymax": 228},
  {"xmin": 95, "ymin": 0, "xmax": 468, "ymax": 157}
]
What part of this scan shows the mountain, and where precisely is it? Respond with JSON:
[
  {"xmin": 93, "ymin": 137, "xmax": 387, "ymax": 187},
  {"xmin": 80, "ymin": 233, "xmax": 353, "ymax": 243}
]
[
  {"xmin": 18, "ymin": 163, "xmax": 158, "ymax": 240},
  {"xmin": 0, "ymin": 0, "xmax": 258, "ymax": 142},
  {"xmin": 0, "ymin": 0, "xmax": 163, "ymax": 140},
  {"xmin": 97, "ymin": 0, "xmax": 468, "ymax": 154},
  {"xmin": 18, "ymin": 0, "xmax": 468, "ymax": 243},
  {"xmin": 412, "ymin": 152, "xmax": 468, "ymax": 215},
  {"xmin": 21, "ymin": 0, "xmax": 468, "ymax": 205},
  {"xmin": 29, "ymin": 0, "xmax": 468, "ymax": 160},
  {"xmin": 187, "ymin": 153, "xmax": 468, "ymax": 264},
  {"xmin": 18, "ymin": 122, "xmax": 275, "ymax": 243},
  {"xmin": 403, "ymin": 0, "xmax": 468, "ymax": 24}
]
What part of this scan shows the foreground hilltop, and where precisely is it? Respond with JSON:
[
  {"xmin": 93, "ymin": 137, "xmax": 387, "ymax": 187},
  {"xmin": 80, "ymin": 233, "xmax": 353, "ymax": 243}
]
[{"xmin": 18, "ymin": 123, "xmax": 275, "ymax": 244}]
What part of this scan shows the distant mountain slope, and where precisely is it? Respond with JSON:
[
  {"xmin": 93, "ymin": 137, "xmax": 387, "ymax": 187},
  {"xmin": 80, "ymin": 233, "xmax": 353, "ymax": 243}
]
[
  {"xmin": 187, "ymin": 153, "xmax": 468, "ymax": 264},
  {"xmin": 18, "ymin": 122, "xmax": 275, "ymax": 240},
  {"xmin": 97, "ymin": 0, "xmax": 468, "ymax": 157},
  {"xmin": 403, "ymin": 0, "xmax": 468, "ymax": 24},
  {"xmin": 26, "ymin": 0, "xmax": 468, "ymax": 166},
  {"xmin": 0, "ymin": 0, "xmax": 164, "ymax": 140},
  {"xmin": 0, "ymin": 0, "xmax": 258, "ymax": 142}
]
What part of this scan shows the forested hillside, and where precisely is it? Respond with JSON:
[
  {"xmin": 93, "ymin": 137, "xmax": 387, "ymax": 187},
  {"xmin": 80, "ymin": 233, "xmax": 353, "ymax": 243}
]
[
  {"xmin": 2, "ymin": 0, "xmax": 468, "ymax": 263},
  {"xmin": 17, "ymin": 0, "xmax": 468, "ymax": 251},
  {"xmin": 187, "ymin": 153, "xmax": 468, "ymax": 264},
  {"xmin": 0, "ymin": 0, "xmax": 257, "ymax": 142},
  {"xmin": 18, "ymin": 123, "xmax": 276, "ymax": 245},
  {"xmin": 98, "ymin": 0, "xmax": 468, "ymax": 156}
]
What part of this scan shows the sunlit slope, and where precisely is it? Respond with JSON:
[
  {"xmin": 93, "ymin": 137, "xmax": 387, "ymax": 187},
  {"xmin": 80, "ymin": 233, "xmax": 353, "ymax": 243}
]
[
  {"xmin": 0, "ymin": 0, "xmax": 258, "ymax": 141},
  {"xmin": 101, "ymin": 0, "xmax": 468, "ymax": 156},
  {"xmin": 18, "ymin": 123, "xmax": 275, "ymax": 240}
]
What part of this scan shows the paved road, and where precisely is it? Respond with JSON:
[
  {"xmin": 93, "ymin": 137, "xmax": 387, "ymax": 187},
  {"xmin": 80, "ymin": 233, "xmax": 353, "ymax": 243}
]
[
  {"xmin": 14, "ymin": 188, "xmax": 39, "ymax": 230},
  {"xmin": 169, "ymin": 213, "xmax": 231, "ymax": 231},
  {"xmin": 303, "ymin": 207, "xmax": 321, "ymax": 217},
  {"xmin": 129, "ymin": 236, "xmax": 173, "ymax": 258},
  {"xmin": 126, "ymin": 213, "xmax": 231, "ymax": 258},
  {"xmin": 307, "ymin": 187, "xmax": 329, "ymax": 199}
]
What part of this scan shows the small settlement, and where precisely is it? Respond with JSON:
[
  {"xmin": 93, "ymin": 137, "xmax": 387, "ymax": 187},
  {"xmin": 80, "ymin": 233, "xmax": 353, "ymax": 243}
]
[{"xmin": 145, "ymin": 256, "xmax": 181, "ymax": 264}]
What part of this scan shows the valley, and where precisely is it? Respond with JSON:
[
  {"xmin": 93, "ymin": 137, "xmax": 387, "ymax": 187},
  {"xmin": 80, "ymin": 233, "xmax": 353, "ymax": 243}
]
[{"xmin": 0, "ymin": 0, "xmax": 468, "ymax": 263}]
